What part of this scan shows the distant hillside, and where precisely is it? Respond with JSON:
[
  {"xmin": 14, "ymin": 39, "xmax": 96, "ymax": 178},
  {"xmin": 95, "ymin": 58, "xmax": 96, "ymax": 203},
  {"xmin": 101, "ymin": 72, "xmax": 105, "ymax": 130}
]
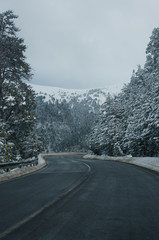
[
  {"xmin": 30, "ymin": 83, "xmax": 121, "ymax": 105},
  {"xmin": 30, "ymin": 83, "xmax": 121, "ymax": 152}
]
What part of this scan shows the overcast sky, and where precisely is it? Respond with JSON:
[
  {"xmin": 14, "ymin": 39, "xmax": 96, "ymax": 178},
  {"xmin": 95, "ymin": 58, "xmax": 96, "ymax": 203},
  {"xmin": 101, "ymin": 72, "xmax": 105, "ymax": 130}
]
[{"xmin": 1, "ymin": 0, "xmax": 159, "ymax": 89}]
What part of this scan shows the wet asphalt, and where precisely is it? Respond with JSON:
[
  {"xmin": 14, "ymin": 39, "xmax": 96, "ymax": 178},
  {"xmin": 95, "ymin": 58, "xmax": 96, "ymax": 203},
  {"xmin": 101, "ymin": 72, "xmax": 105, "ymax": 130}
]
[{"xmin": 1, "ymin": 155, "xmax": 159, "ymax": 240}]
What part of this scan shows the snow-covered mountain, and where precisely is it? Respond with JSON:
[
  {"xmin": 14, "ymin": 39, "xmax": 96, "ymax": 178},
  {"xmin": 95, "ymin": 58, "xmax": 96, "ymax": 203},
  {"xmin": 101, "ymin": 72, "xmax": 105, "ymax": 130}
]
[
  {"xmin": 30, "ymin": 83, "xmax": 121, "ymax": 105},
  {"xmin": 30, "ymin": 83, "xmax": 121, "ymax": 152}
]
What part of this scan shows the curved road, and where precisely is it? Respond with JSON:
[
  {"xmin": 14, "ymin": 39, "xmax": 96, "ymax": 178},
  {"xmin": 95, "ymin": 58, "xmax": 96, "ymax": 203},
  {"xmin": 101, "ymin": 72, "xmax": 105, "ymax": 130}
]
[{"xmin": 1, "ymin": 155, "xmax": 159, "ymax": 239}]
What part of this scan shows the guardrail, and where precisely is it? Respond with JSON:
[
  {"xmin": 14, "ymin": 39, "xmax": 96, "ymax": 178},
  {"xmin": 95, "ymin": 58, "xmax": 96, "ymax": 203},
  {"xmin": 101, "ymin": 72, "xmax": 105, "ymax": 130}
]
[{"xmin": 0, "ymin": 159, "xmax": 38, "ymax": 172}]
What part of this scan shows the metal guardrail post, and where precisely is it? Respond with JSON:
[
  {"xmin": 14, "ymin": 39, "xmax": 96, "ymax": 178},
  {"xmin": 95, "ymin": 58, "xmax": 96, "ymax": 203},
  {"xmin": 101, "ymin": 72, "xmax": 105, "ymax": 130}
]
[{"xmin": 5, "ymin": 131, "xmax": 8, "ymax": 164}]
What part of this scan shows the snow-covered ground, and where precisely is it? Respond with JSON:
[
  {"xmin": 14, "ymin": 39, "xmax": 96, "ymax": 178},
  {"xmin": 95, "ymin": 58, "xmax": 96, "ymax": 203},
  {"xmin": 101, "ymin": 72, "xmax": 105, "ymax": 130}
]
[
  {"xmin": 83, "ymin": 154, "xmax": 159, "ymax": 172},
  {"xmin": 30, "ymin": 83, "xmax": 121, "ymax": 104}
]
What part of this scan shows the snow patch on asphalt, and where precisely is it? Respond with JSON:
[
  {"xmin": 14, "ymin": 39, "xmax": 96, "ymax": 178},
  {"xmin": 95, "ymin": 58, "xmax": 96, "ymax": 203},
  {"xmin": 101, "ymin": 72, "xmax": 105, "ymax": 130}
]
[{"xmin": 83, "ymin": 154, "xmax": 159, "ymax": 172}]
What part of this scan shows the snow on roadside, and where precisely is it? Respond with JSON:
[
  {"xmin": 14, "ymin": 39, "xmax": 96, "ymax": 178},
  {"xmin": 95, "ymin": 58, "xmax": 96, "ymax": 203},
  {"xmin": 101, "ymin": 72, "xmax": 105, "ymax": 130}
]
[
  {"xmin": 38, "ymin": 154, "xmax": 46, "ymax": 165},
  {"xmin": 0, "ymin": 155, "xmax": 46, "ymax": 183},
  {"xmin": 83, "ymin": 154, "xmax": 159, "ymax": 172},
  {"xmin": 0, "ymin": 152, "xmax": 86, "ymax": 183}
]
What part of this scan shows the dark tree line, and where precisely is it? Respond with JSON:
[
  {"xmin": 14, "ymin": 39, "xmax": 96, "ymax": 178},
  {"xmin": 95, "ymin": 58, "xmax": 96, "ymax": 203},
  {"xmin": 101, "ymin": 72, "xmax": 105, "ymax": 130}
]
[{"xmin": 35, "ymin": 94, "xmax": 101, "ymax": 152}]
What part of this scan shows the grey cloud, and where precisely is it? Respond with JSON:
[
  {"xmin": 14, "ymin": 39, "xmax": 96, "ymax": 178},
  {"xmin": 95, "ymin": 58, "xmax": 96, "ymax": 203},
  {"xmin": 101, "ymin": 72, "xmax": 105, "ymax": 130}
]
[{"xmin": 1, "ymin": 0, "xmax": 159, "ymax": 89}]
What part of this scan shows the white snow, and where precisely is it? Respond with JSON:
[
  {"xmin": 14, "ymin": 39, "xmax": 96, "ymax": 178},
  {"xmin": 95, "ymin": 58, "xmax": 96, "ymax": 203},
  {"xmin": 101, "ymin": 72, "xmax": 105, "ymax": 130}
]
[
  {"xmin": 30, "ymin": 83, "xmax": 121, "ymax": 105},
  {"xmin": 38, "ymin": 154, "xmax": 46, "ymax": 165},
  {"xmin": 5, "ymin": 96, "xmax": 15, "ymax": 101},
  {"xmin": 84, "ymin": 154, "xmax": 159, "ymax": 172}
]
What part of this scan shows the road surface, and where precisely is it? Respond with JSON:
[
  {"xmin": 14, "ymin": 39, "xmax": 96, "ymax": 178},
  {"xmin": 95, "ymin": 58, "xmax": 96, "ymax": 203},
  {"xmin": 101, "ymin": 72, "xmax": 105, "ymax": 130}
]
[{"xmin": 1, "ymin": 154, "xmax": 159, "ymax": 240}]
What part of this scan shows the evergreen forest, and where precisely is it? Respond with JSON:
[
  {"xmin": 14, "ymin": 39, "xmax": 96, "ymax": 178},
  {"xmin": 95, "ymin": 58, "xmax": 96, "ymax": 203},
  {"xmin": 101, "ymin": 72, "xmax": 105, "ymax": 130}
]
[
  {"xmin": 90, "ymin": 28, "xmax": 159, "ymax": 157},
  {"xmin": 1, "ymin": 10, "xmax": 159, "ymax": 162}
]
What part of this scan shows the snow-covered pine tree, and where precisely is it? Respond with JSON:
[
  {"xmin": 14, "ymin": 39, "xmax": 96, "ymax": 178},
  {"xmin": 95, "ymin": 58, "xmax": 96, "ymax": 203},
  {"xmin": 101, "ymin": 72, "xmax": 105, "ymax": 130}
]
[
  {"xmin": 89, "ymin": 27, "xmax": 159, "ymax": 157},
  {"xmin": 122, "ymin": 65, "xmax": 147, "ymax": 156},
  {"xmin": 146, "ymin": 28, "xmax": 159, "ymax": 72},
  {"xmin": 0, "ymin": 10, "xmax": 41, "ymax": 162},
  {"xmin": 0, "ymin": 10, "xmax": 31, "ymax": 117},
  {"xmin": 3, "ymin": 81, "xmax": 40, "ymax": 160},
  {"xmin": 90, "ymin": 93, "xmax": 126, "ymax": 156}
]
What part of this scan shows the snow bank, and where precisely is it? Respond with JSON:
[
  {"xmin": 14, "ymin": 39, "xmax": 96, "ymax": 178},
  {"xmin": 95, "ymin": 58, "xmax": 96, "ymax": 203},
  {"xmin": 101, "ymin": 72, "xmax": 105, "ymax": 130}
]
[
  {"xmin": 38, "ymin": 154, "xmax": 46, "ymax": 165},
  {"xmin": 83, "ymin": 154, "xmax": 159, "ymax": 172}
]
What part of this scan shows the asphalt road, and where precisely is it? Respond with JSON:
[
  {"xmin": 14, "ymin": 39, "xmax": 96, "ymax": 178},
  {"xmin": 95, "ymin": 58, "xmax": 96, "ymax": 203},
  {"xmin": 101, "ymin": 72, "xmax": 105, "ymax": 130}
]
[{"xmin": 1, "ymin": 155, "xmax": 159, "ymax": 240}]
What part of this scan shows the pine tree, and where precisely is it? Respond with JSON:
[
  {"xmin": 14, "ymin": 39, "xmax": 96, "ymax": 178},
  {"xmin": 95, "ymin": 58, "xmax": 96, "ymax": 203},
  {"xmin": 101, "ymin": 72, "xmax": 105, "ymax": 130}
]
[
  {"xmin": 89, "ymin": 27, "xmax": 159, "ymax": 157},
  {"xmin": 0, "ymin": 10, "xmax": 41, "ymax": 162},
  {"xmin": 0, "ymin": 11, "xmax": 32, "ymax": 157},
  {"xmin": 146, "ymin": 28, "xmax": 159, "ymax": 72},
  {"xmin": 1, "ymin": 78, "xmax": 41, "ymax": 161},
  {"xmin": 0, "ymin": 10, "xmax": 31, "ymax": 119}
]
